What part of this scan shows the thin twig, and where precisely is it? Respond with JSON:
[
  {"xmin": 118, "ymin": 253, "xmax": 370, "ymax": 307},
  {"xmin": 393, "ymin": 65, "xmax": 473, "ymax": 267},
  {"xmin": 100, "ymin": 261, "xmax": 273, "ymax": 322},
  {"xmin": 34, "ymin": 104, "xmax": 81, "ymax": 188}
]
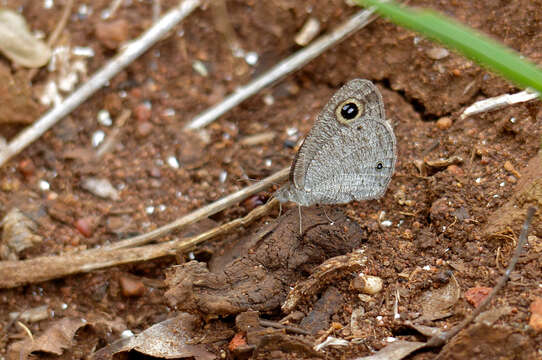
[
  {"xmin": 427, "ymin": 206, "xmax": 537, "ymax": 349},
  {"xmin": 95, "ymin": 109, "xmax": 131, "ymax": 158},
  {"xmin": 103, "ymin": 0, "xmax": 124, "ymax": 19},
  {"xmin": 0, "ymin": 0, "xmax": 202, "ymax": 168},
  {"xmin": 184, "ymin": 8, "xmax": 377, "ymax": 130},
  {"xmin": 104, "ymin": 167, "xmax": 288, "ymax": 250},
  {"xmin": 460, "ymin": 89, "xmax": 539, "ymax": 119},
  {"xmin": 0, "ymin": 197, "xmax": 279, "ymax": 289}
]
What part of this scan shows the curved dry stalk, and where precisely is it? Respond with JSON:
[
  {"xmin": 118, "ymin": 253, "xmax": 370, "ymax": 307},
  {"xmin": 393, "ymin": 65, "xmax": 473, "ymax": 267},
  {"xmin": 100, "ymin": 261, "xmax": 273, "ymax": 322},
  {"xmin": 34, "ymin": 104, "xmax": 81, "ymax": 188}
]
[
  {"xmin": 0, "ymin": 196, "xmax": 280, "ymax": 289},
  {"xmin": 105, "ymin": 167, "xmax": 288, "ymax": 250}
]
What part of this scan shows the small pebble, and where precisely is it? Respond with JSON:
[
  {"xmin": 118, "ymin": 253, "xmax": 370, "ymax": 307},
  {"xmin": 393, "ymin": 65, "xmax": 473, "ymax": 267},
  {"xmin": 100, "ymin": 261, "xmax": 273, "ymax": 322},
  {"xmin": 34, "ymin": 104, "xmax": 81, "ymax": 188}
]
[
  {"xmin": 136, "ymin": 121, "xmax": 153, "ymax": 137},
  {"xmin": 426, "ymin": 47, "xmax": 449, "ymax": 60},
  {"xmin": 38, "ymin": 180, "xmax": 50, "ymax": 191},
  {"xmin": 149, "ymin": 167, "xmax": 161, "ymax": 178},
  {"xmin": 241, "ymin": 195, "xmax": 266, "ymax": 211},
  {"xmin": 134, "ymin": 103, "xmax": 151, "ymax": 122},
  {"xmin": 119, "ymin": 276, "xmax": 145, "ymax": 297},
  {"xmin": 167, "ymin": 156, "xmax": 179, "ymax": 169},
  {"xmin": 192, "ymin": 60, "xmax": 209, "ymax": 77},
  {"xmin": 529, "ymin": 297, "xmax": 542, "ymax": 332},
  {"xmin": 446, "ymin": 164, "xmax": 464, "ymax": 177},
  {"xmin": 74, "ymin": 217, "xmax": 94, "ymax": 237},
  {"xmin": 465, "ymin": 287, "xmax": 492, "ymax": 308},
  {"xmin": 95, "ymin": 19, "xmax": 130, "ymax": 49},
  {"xmin": 436, "ymin": 116, "xmax": 452, "ymax": 130},
  {"xmin": 244, "ymin": 52, "xmax": 259, "ymax": 66},
  {"xmin": 97, "ymin": 109, "xmax": 112, "ymax": 126},
  {"xmin": 18, "ymin": 158, "xmax": 36, "ymax": 179},
  {"xmin": 92, "ymin": 130, "xmax": 105, "ymax": 147},
  {"xmin": 81, "ymin": 177, "xmax": 119, "ymax": 200},
  {"xmin": 350, "ymin": 274, "xmax": 383, "ymax": 295}
]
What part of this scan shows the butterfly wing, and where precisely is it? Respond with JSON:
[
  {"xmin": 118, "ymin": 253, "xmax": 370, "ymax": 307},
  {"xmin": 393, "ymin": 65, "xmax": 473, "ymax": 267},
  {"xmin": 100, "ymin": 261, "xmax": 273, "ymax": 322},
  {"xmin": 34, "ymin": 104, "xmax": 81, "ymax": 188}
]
[{"xmin": 289, "ymin": 79, "xmax": 396, "ymax": 205}]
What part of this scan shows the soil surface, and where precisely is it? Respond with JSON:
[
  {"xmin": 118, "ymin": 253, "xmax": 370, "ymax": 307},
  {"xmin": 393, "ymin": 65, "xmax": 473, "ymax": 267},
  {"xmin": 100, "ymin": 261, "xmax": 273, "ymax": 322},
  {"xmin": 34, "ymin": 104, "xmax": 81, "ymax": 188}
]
[{"xmin": 0, "ymin": 0, "xmax": 541, "ymax": 359}]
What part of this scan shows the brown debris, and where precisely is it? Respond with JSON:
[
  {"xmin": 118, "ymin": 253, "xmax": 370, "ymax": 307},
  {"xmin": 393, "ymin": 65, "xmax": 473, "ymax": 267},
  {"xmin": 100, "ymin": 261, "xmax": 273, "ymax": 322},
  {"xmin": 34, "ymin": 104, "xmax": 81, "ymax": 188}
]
[
  {"xmin": 165, "ymin": 207, "xmax": 363, "ymax": 317},
  {"xmin": 0, "ymin": 208, "xmax": 42, "ymax": 260}
]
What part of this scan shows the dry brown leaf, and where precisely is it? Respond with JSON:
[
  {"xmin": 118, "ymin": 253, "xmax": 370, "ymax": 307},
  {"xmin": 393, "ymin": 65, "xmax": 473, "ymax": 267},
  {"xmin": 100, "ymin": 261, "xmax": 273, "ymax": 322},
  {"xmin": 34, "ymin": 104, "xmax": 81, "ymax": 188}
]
[
  {"xmin": 0, "ymin": 8, "xmax": 51, "ymax": 67},
  {"xmin": 91, "ymin": 313, "xmax": 216, "ymax": 360}
]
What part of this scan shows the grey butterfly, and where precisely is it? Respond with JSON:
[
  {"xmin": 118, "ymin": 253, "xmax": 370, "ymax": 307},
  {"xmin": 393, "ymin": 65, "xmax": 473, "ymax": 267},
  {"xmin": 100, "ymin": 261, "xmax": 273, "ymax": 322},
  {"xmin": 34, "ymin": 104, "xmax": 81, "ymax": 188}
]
[{"xmin": 275, "ymin": 79, "xmax": 396, "ymax": 207}]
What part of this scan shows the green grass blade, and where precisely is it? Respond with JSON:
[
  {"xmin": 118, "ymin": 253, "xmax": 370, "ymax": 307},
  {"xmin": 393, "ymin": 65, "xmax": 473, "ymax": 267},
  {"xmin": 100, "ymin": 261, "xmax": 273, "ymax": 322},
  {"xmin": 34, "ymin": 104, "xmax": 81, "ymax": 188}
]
[{"xmin": 356, "ymin": 0, "xmax": 542, "ymax": 95}]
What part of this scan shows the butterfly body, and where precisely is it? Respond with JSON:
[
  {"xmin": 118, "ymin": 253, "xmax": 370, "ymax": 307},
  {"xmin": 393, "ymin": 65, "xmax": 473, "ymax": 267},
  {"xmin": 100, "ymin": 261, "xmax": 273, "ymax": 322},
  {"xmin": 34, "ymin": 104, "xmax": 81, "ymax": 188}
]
[{"xmin": 275, "ymin": 79, "xmax": 396, "ymax": 207}]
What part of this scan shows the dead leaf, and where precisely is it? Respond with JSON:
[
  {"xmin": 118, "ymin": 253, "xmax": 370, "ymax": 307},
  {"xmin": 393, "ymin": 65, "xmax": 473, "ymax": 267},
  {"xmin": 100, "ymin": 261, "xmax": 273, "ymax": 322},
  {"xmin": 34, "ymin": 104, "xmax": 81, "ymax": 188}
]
[
  {"xmin": 0, "ymin": 8, "xmax": 51, "ymax": 67},
  {"xmin": 282, "ymin": 250, "xmax": 368, "ymax": 313},
  {"xmin": 91, "ymin": 313, "xmax": 216, "ymax": 360},
  {"xmin": 8, "ymin": 317, "xmax": 87, "ymax": 358},
  {"xmin": 353, "ymin": 340, "xmax": 426, "ymax": 360},
  {"xmin": 419, "ymin": 274, "xmax": 460, "ymax": 321}
]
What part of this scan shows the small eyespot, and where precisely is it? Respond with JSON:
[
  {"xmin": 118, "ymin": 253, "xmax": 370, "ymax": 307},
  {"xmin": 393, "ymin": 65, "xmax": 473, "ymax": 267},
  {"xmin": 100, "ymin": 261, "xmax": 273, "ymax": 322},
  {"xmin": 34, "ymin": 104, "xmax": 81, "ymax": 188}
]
[
  {"xmin": 336, "ymin": 98, "xmax": 364, "ymax": 125},
  {"xmin": 376, "ymin": 162, "xmax": 383, "ymax": 170}
]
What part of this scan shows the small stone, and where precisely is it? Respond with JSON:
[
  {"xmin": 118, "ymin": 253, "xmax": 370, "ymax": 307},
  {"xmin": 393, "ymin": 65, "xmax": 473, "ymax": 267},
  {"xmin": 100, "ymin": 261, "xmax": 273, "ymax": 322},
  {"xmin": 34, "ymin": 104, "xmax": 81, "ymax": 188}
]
[
  {"xmin": 426, "ymin": 47, "xmax": 449, "ymax": 60},
  {"xmin": 1, "ymin": 178, "xmax": 21, "ymax": 192},
  {"xmin": 81, "ymin": 177, "xmax": 119, "ymax": 200},
  {"xmin": 136, "ymin": 121, "xmax": 153, "ymax": 137},
  {"xmin": 447, "ymin": 164, "xmax": 464, "ymax": 177},
  {"xmin": 228, "ymin": 332, "xmax": 247, "ymax": 352},
  {"xmin": 241, "ymin": 195, "xmax": 266, "ymax": 211},
  {"xmin": 529, "ymin": 297, "xmax": 542, "ymax": 332},
  {"xmin": 74, "ymin": 217, "xmax": 94, "ymax": 237},
  {"xmin": 95, "ymin": 19, "xmax": 130, "ymax": 49},
  {"xmin": 465, "ymin": 287, "xmax": 492, "ymax": 308},
  {"xmin": 350, "ymin": 274, "xmax": 383, "ymax": 295},
  {"xmin": 18, "ymin": 158, "xmax": 35, "ymax": 179},
  {"xmin": 149, "ymin": 167, "xmax": 161, "ymax": 178},
  {"xmin": 436, "ymin": 117, "xmax": 452, "ymax": 130},
  {"xmin": 134, "ymin": 103, "xmax": 151, "ymax": 122},
  {"xmin": 119, "ymin": 276, "xmax": 145, "ymax": 297}
]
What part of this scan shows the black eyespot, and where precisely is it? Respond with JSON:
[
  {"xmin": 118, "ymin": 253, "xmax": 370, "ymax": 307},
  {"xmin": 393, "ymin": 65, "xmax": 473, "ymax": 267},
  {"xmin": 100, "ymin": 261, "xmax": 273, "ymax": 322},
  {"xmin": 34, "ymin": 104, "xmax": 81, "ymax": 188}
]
[
  {"xmin": 340, "ymin": 103, "xmax": 359, "ymax": 120},
  {"xmin": 335, "ymin": 98, "xmax": 364, "ymax": 125},
  {"xmin": 376, "ymin": 162, "xmax": 383, "ymax": 170}
]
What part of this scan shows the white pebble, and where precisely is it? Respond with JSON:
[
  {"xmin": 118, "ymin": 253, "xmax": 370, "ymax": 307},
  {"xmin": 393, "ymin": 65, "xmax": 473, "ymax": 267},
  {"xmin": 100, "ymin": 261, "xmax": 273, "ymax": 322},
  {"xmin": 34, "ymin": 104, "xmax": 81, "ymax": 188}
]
[
  {"xmin": 97, "ymin": 109, "xmax": 112, "ymax": 126},
  {"xmin": 219, "ymin": 170, "xmax": 228, "ymax": 183},
  {"xmin": 192, "ymin": 60, "xmax": 208, "ymax": 77},
  {"xmin": 167, "ymin": 156, "xmax": 179, "ymax": 169},
  {"xmin": 92, "ymin": 130, "xmax": 105, "ymax": 147},
  {"xmin": 38, "ymin": 180, "xmax": 50, "ymax": 191},
  {"xmin": 72, "ymin": 46, "xmax": 95, "ymax": 57},
  {"xmin": 245, "ymin": 51, "xmax": 259, "ymax": 66},
  {"xmin": 44, "ymin": 0, "xmax": 54, "ymax": 9},
  {"xmin": 145, "ymin": 206, "xmax": 155, "ymax": 214}
]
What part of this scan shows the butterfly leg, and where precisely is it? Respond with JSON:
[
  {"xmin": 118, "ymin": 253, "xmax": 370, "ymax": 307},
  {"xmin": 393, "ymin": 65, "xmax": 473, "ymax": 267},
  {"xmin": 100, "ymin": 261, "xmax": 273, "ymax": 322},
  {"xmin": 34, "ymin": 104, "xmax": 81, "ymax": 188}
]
[
  {"xmin": 322, "ymin": 206, "xmax": 335, "ymax": 225},
  {"xmin": 298, "ymin": 204, "xmax": 303, "ymax": 234}
]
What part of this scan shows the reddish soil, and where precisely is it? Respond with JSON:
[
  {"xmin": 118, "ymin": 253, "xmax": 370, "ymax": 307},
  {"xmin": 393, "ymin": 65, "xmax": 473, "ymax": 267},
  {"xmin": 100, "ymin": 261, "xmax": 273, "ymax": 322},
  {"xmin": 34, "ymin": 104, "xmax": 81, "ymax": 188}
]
[{"xmin": 0, "ymin": 0, "xmax": 541, "ymax": 359}]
